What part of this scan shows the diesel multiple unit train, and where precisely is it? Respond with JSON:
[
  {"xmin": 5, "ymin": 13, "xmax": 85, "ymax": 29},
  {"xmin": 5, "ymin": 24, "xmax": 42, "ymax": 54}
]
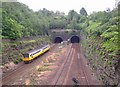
[{"xmin": 23, "ymin": 44, "xmax": 50, "ymax": 63}]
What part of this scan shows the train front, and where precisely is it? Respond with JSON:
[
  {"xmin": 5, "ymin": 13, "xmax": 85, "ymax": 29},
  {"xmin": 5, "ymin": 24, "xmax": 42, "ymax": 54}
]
[{"xmin": 23, "ymin": 53, "xmax": 30, "ymax": 63}]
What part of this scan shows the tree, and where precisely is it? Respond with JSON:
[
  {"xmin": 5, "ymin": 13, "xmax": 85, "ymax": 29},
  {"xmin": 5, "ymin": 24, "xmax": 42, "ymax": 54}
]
[
  {"xmin": 67, "ymin": 10, "xmax": 80, "ymax": 23},
  {"xmin": 2, "ymin": 17, "xmax": 23, "ymax": 40},
  {"xmin": 80, "ymin": 7, "xmax": 88, "ymax": 16}
]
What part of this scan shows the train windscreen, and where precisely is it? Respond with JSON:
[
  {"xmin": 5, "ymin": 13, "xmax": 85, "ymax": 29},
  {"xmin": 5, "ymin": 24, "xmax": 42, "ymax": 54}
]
[{"xmin": 24, "ymin": 54, "xmax": 29, "ymax": 58}]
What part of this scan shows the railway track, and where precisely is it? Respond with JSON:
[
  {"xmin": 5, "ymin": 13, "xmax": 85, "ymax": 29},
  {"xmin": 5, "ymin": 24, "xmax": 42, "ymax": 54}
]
[
  {"xmin": 76, "ymin": 44, "xmax": 100, "ymax": 85},
  {"xmin": 2, "ymin": 44, "xmax": 58, "ymax": 85},
  {"xmin": 2, "ymin": 43, "xmax": 101, "ymax": 85},
  {"xmin": 51, "ymin": 44, "xmax": 75, "ymax": 85},
  {"xmin": 51, "ymin": 43, "xmax": 100, "ymax": 85},
  {"xmin": 75, "ymin": 44, "xmax": 90, "ymax": 85}
]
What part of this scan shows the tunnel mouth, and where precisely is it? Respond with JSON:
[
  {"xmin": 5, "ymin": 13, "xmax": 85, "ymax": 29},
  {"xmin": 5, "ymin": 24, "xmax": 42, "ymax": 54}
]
[
  {"xmin": 54, "ymin": 37, "xmax": 63, "ymax": 43},
  {"xmin": 70, "ymin": 36, "xmax": 80, "ymax": 43}
]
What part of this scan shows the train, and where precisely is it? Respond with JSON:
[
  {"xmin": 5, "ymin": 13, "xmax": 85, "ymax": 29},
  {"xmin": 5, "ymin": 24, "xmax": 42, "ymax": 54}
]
[{"xmin": 23, "ymin": 44, "xmax": 50, "ymax": 63}]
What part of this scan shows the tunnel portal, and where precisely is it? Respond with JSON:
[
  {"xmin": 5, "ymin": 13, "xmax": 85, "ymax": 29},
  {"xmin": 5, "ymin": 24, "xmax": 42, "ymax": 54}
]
[
  {"xmin": 54, "ymin": 37, "xmax": 63, "ymax": 43},
  {"xmin": 70, "ymin": 36, "xmax": 80, "ymax": 43}
]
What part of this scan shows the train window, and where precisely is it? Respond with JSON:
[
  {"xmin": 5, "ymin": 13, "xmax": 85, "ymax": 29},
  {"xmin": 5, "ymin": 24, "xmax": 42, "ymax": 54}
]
[
  {"xmin": 30, "ymin": 54, "xmax": 33, "ymax": 58},
  {"xmin": 32, "ymin": 50, "xmax": 39, "ymax": 55},
  {"xmin": 24, "ymin": 54, "xmax": 29, "ymax": 57},
  {"xmin": 36, "ymin": 51, "xmax": 39, "ymax": 53},
  {"xmin": 33, "ymin": 52, "xmax": 36, "ymax": 55}
]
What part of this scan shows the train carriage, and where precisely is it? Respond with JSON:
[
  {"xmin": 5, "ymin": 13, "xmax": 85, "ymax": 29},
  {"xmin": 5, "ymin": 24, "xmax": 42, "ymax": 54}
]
[{"xmin": 23, "ymin": 44, "xmax": 50, "ymax": 63}]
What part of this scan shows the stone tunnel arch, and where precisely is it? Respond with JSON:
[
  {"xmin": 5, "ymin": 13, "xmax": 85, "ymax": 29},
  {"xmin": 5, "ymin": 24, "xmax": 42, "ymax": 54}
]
[
  {"xmin": 70, "ymin": 36, "xmax": 80, "ymax": 43},
  {"xmin": 54, "ymin": 37, "xmax": 63, "ymax": 43}
]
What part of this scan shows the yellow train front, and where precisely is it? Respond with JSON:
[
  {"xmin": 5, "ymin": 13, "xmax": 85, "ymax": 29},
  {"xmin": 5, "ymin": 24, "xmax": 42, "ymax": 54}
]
[{"xmin": 23, "ymin": 44, "xmax": 50, "ymax": 63}]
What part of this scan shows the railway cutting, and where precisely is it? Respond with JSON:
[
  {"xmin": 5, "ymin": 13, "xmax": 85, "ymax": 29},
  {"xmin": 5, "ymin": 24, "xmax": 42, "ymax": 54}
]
[{"xmin": 2, "ymin": 43, "xmax": 101, "ymax": 85}]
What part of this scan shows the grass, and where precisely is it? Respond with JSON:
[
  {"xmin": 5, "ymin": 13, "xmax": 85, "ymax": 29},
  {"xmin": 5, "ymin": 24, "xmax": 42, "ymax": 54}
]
[
  {"xmin": 37, "ymin": 59, "xmax": 54, "ymax": 72},
  {"xmin": 37, "ymin": 66, "xmax": 52, "ymax": 72}
]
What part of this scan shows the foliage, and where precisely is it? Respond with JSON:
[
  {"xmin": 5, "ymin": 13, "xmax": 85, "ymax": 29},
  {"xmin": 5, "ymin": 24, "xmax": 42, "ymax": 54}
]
[
  {"xmin": 80, "ymin": 7, "xmax": 88, "ymax": 16},
  {"xmin": 80, "ymin": 6, "xmax": 119, "ymax": 85},
  {"xmin": 2, "ymin": 1, "xmax": 118, "ymax": 56},
  {"xmin": 2, "ymin": 2, "xmax": 89, "ymax": 40},
  {"xmin": 2, "ymin": 17, "xmax": 23, "ymax": 40},
  {"xmin": 2, "ymin": 1, "xmax": 119, "ymax": 84},
  {"xmin": 84, "ymin": 8, "xmax": 119, "ymax": 54}
]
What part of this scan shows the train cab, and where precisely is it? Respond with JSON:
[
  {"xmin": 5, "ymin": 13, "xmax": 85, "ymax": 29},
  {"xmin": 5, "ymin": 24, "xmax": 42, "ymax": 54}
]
[{"xmin": 23, "ymin": 53, "xmax": 30, "ymax": 63}]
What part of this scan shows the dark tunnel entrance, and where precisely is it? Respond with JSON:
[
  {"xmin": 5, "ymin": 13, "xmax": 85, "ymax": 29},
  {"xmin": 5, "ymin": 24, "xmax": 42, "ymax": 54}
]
[
  {"xmin": 70, "ymin": 36, "xmax": 80, "ymax": 43},
  {"xmin": 54, "ymin": 37, "xmax": 63, "ymax": 43}
]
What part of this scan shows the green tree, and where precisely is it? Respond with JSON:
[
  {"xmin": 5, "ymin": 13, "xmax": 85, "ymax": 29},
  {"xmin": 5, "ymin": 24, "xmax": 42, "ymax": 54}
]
[
  {"xmin": 2, "ymin": 17, "xmax": 23, "ymax": 40},
  {"xmin": 80, "ymin": 7, "xmax": 88, "ymax": 16}
]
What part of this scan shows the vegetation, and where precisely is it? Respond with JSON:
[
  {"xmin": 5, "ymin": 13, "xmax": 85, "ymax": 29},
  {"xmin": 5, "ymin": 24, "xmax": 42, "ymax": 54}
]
[
  {"xmin": 2, "ymin": 2, "xmax": 88, "ymax": 40},
  {"xmin": 80, "ymin": 4, "xmax": 119, "ymax": 85},
  {"xmin": 2, "ymin": 1, "xmax": 119, "ymax": 85},
  {"xmin": 2, "ymin": 36, "xmax": 51, "ymax": 64}
]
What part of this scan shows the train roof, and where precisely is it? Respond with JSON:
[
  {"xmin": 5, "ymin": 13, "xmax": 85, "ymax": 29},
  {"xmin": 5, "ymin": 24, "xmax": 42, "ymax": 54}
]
[{"xmin": 26, "ymin": 44, "xmax": 49, "ymax": 54}]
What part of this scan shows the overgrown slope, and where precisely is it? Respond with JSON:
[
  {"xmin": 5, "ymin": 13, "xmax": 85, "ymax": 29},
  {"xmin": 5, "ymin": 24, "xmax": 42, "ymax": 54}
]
[
  {"xmin": 2, "ymin": 36, "xmax": 51, "ymax": 65},
  {"xmin": 80, "ymin": 7, "xmax": 119, "ymax": 85}
]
